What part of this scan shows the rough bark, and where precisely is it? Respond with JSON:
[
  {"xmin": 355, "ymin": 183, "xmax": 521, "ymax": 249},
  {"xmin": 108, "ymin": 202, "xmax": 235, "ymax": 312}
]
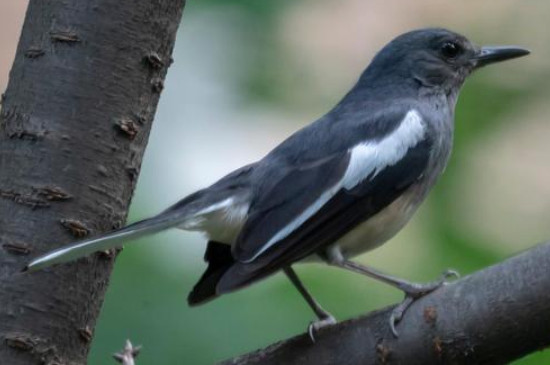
[
  {"xmin": 0, "ymin": 1, "xmax": 185, "ymax": 364},
  {"xmin": 220, "ymin": 242, "xmax": 550, "ymax": 365}
]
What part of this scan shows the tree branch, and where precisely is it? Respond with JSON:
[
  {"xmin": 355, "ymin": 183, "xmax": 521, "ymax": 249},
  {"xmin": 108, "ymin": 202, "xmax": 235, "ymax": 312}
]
[
  {"xmin": 0, "ymin": 1, "xmax": 185, "ymax": 363},
  {"xmin": 220, "ymin": 242, "xmax": 550, "ymax": 365}
]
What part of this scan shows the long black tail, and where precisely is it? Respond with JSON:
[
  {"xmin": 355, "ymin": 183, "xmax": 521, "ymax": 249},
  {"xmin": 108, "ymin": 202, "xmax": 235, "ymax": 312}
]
[{"xmin": 187, "ymin": 241, "xmax": 234, "ymax": 305}]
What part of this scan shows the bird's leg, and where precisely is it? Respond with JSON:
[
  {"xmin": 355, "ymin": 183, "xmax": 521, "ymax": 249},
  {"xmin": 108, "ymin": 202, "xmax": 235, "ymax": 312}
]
[
  {"xmin": 283, "ymin": 266, "xmax": 336, "ymax": 342},
  {"xmin": 324, "ymin": 249, "xmax": 458, "ymax": 337}
]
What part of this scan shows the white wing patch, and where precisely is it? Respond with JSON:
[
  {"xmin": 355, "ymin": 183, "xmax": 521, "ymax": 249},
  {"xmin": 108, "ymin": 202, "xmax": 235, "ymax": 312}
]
[
  {"xmin": 342, "ymin": 109, "xmax": 425, "ymax": 189},
  {"xmin": 241, "ymin": 109, "xmax": 426, "ymax": 263}
]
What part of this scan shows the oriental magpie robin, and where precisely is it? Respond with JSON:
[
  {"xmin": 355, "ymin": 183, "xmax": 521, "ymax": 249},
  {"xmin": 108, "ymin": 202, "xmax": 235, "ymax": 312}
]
[{"xmin": 26, "ymin": 28, "xmax": 529, "ymax": 337}]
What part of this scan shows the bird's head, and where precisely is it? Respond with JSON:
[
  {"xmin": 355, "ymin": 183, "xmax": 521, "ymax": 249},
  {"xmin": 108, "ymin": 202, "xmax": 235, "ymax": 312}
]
[{"xmin": 362, "ymin": 28, "xmax": 529, "ymax": 96}]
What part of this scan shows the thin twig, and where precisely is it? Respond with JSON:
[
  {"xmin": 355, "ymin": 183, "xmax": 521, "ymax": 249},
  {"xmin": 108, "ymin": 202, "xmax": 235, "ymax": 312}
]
[{"xmin": 113, "ymin": 340, "xmax": 142, "ymax": 365}]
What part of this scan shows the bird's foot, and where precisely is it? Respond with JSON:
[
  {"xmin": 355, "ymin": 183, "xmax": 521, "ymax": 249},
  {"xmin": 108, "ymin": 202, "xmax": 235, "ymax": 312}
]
[
  {"xmin": 307, "ymin": 314, "xmax": 337, "ymax": 343},
  {"xmin": 390, "ymin": 269, "xmax": 459, "ymax": 337}
]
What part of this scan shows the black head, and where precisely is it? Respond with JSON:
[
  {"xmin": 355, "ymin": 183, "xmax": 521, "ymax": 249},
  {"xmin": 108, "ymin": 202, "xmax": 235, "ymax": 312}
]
[{"xmin": 362, "ymin": 28, "xmax": 529, "ymax": 94}]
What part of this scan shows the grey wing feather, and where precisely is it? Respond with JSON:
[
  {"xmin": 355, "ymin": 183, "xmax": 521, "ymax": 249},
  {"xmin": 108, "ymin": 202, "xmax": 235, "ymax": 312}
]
[{"xmin": 233, "ymin": 152, "xmax": 350, "ymax": 262}]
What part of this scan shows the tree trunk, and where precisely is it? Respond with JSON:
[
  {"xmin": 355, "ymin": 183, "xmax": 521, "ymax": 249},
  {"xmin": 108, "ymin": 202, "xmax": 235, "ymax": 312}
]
[
  {"xmin": 220, "ymin": 242, "xmax": 550, "ymax": 365},
  {"xmin": 0, "ymin": 1, "xmax": 185, "ymax": 364}
]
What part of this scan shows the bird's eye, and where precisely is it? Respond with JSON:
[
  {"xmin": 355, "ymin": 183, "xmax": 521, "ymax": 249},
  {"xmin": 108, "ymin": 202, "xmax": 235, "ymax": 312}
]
[{"xmin": 441, "ymin": 41, "xmax": 461, "ymax": 59}]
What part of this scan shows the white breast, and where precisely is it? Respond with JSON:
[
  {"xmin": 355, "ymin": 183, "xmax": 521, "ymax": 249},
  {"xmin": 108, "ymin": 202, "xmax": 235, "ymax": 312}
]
[{"xmin": 330, "ymin": 187, "xmax": 420, "ymax": 258}]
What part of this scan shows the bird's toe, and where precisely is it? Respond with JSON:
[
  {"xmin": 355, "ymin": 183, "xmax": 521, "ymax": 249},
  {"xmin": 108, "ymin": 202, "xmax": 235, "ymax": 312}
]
[{"xmin": 307, "ymin": 315, "xmax": 337, "ymax": 343}]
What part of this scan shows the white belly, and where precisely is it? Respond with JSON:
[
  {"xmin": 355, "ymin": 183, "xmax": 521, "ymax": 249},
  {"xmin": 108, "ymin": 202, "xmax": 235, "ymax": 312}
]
[{"xmin": 330, "ymin": 188, "xmax": 420, "ymax": 258}]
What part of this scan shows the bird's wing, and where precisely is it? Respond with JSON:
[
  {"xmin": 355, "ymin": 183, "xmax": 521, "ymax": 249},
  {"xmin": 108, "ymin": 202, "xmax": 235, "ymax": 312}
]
[{"xmin": 221, "ymin": 109, "xmax": 431, "ymax": 291}]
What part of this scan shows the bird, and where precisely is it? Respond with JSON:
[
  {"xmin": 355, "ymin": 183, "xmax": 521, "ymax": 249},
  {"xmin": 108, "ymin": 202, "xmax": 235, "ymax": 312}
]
[{"xmin": 26, "ymin": 28, "xmax": 529, "ymax": 338}]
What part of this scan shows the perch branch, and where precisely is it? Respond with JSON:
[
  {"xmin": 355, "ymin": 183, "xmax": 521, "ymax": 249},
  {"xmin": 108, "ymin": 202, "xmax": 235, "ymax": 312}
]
[{"xmin": 220, "ymin": 242, "xmax": 550, "ymax": 365}]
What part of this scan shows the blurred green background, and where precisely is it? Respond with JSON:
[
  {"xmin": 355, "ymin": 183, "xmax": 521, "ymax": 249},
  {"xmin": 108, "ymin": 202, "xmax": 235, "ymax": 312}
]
[{"xmin": 2, "ymin": 1, "xmax": 550, "ymax": 364}]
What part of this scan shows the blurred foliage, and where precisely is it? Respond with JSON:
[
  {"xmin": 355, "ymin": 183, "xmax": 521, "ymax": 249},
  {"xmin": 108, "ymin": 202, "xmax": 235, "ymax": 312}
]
[
  {"xmin": 197, "ymin": 0, "xmax": 293, "ymax": 16},
  {"xmin": 430, "ymin": 79, "xmax": 533, "ymax": 269},
  {"xmin": 88, "ymin": 1, "xmax": 549, "ymax": 364}
]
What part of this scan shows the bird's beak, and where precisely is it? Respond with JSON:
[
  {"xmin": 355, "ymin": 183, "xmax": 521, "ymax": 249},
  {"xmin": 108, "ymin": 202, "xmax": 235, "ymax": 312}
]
[{"xmin": 472, "ymin": 46, "xmax": 530, "ymax": 69}]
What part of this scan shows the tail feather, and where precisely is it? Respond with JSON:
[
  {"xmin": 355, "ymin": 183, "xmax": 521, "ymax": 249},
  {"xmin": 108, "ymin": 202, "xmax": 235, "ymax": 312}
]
[
  {"xmin": 25, "ymin": 212, "xmax": 187, "ymax": 272},
  {"xmin": 188, "ymin": 241, "xmax": 234, "ymax": 305}
]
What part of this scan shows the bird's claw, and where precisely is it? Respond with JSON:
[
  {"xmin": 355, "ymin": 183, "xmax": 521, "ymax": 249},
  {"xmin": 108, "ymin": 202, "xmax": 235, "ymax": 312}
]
[
  {"xmin": 390, "ymin": 268, "xmax": 459, "ymax": 337},
  {"xmin": 307, "ymin": 315, "xmax": 337, "ymax": 343},
  {"xmin": 397, "ymin": 268, "xmax": 460, "ymax": 299},
  {"xmin": 389, "ymin": 296, "xmax": 414, "ymax": 337},
  {"xmin": 441, "ymin": 268, "xmax": 460, "ymax": 281}
]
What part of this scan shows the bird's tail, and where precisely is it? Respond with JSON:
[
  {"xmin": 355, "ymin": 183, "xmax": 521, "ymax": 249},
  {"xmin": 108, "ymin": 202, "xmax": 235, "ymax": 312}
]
[
  {"xmin": 25, "ymin": 164, "xmax": 253, "ymax": 273},
  {"xmin": 24, "ymin": 210, "xmax": 188, "ymax": 272}
]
